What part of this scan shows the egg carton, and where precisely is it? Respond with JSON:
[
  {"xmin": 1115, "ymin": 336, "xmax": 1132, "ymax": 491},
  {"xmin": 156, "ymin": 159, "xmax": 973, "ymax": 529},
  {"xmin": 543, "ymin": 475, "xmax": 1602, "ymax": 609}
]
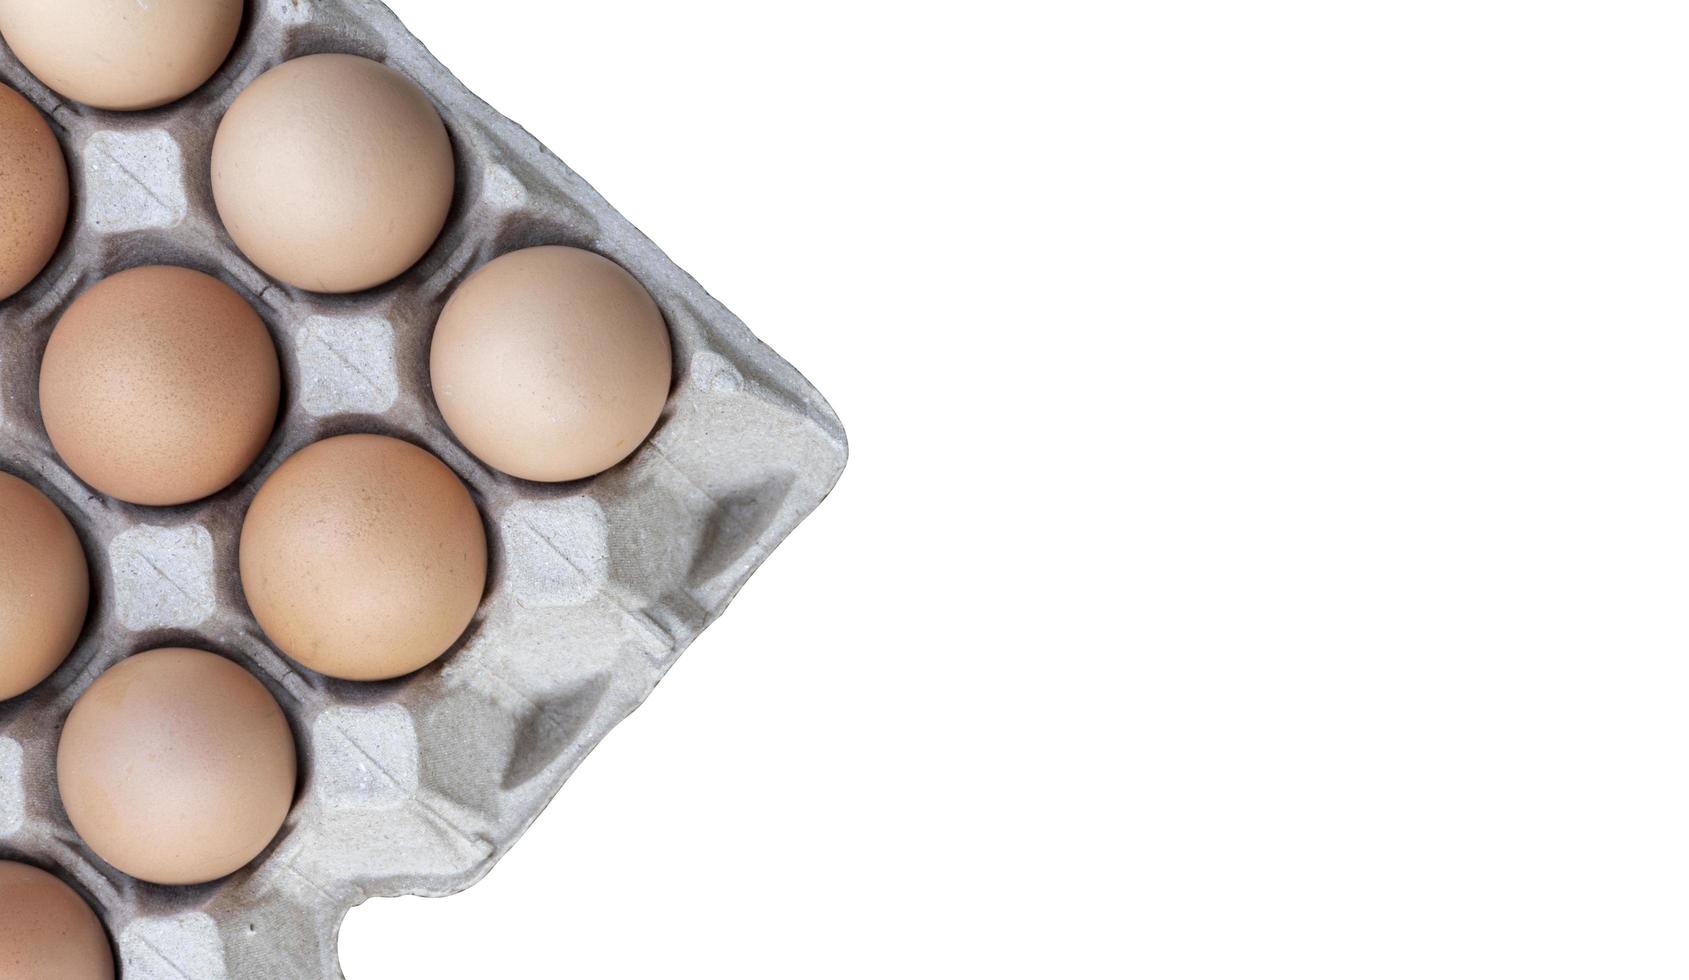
[{"xmin": 0, "ymin": 0, "xmax": 847, "ymax": 976}]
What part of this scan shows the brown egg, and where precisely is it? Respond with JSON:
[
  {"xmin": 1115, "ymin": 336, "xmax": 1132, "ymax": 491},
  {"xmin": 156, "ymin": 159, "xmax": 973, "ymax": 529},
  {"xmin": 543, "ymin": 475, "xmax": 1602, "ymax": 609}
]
[
  {"xmin": 0, "ymin": 0, "xmax": 242, "ymax": 111},
  {"xmin": 240, "ymin": 435, "xmax": 487, "ymax": 681},
  {"xmin": 431, "ymin": 246, "xmax": 673, "ymax": 482},
  {"xmin": 212, "ymin": 54, "xmax": 455, "ymax": 293},
  {"xmin": 57, "ymin": 648, "xmax": 296, "ymax": 886},
  {"xmin": 0, "ymin": 83, "xmax": 68, "ymax": 301},
  {"xmin": 0, "ymin": 472, "xmax": 87, "ymax": 701},
  {"xmin": 0, "ymin": 861, "xmax": 114, "ymax": 978},
  {"xmin": 39, "ymin": 266, "xmax": 280, "ymax": 506}
]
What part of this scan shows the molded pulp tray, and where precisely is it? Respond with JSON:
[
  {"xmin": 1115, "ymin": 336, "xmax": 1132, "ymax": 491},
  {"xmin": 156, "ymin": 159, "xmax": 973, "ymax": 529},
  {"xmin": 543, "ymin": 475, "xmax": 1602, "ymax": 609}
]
[{"xmin": 0, "ymin": 1, "xmax": 848, "ymax": 975}]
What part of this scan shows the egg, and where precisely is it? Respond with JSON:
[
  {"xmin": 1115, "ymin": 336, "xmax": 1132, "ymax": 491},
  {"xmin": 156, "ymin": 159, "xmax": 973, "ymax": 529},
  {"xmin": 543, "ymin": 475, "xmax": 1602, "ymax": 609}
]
[
  {"xmin": 0, "ymin": 83, "xmax": 68, "ymax": 301},
  {"xmin": 39, "ymin": 265, "xmax": 280, "ymax": 507},
  {"xmin": 212, "ymin": 54, "xmax": 455, "ymax": 293},
  {"xmin": 57, "ymin": 648, "xmax": 296, "ymax": 886},
  {"xmin": 0, "ymin": 472, "xmax": 88, "ymax": 701},
  {"xmin": 240, "ymin": 434, "xmax": 487, "ymax": 681},
  {"xmin": 0, "ymin": 0, "xmax": 242, "ymax": 111},
  {"xmin": 431, "ymin": 246, "xmax": 673, "ymax": 482},
  {"xmin": 0, "ymin": 861, "xmax": 114, "ymax": 978}
]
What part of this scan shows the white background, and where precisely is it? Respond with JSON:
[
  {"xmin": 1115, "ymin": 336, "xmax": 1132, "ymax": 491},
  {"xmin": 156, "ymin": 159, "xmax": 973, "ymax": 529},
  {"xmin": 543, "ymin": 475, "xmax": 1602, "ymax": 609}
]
[{"xmin": 345, "ymin": 2, "xmax": 1687, "ymax": 978}]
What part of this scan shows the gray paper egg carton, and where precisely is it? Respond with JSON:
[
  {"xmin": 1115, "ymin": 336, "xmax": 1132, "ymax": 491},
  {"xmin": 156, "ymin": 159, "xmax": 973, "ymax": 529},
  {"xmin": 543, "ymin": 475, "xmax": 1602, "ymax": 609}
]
[{"xmin": 0, "ymin": 0, "xmax": 847, "ymax": 975}]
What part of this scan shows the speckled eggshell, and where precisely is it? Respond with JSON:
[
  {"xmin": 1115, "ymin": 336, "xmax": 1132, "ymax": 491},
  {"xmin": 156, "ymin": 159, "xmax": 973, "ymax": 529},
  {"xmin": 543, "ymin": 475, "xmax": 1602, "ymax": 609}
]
[
  {"xmin": 56, "ymin": 648, "xmax": 297, "ymax": 887},
  {"xmin": 239, "ymin": 434, "xmax": 488, "ymax": 681},
  {"xmin": 430, "ymin": 246, "xmax": 674, "ymax": 482},
  {"xmin": 0, "ymin": 861, "xmax": 114, "ymax": 979},
  {"xmin": 0, "ymin": 472, "xmax": 88, "ymax": 701},
  {"xmin": 38, "ymin": 265, "xmax": 281, "ymax": 507},
  {"xmin": 0, "ymin": 0, "xmax": 243, "ymax": 111},
  {"xmin": 211, "ymin": 53, "xmax": 456, "ymax": 293},
  {"xmin": 0, "ymin": 83, "xmax": 67, "ymax": 301}
]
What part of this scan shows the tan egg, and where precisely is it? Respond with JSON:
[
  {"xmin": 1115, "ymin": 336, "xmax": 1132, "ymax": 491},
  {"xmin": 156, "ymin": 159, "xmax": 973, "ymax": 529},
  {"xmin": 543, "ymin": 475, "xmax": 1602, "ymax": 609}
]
[
  {"xmin": 240, "ymin": 434, "xmax": 487, "ymax": 681},
  {"xmin": 0, "ymin": 472, "xmax": 87, "ymax": 701},
  {"xmin": 212, "ymin": 54, "xmax": 455, "ymax": 293},
  {"xmin": 39, "ymin": 265, "xmax": 280, "ymax": 506},
  {"xmin": 57, "ymin": 648, "xmax": 296, "ymax": 886},
  {"xmin": 0, "ymin": 83, "xmax": 67, "ymax": 301},
  {"xmin": 0, "ymin": 0, "xmax": 242, "ymax": 111},
  {"xmin": 431, "ymin": 246, "xmax": 673, "ymax": 482},
  {"xmin": 0, "ymin": 861, "xmax": 114, "ymax": 979}
]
